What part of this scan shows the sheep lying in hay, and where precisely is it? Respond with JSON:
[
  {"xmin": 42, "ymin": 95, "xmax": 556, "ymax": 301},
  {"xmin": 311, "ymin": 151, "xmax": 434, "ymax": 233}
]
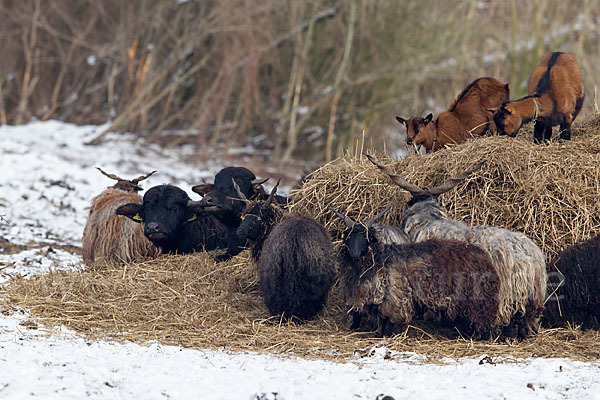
[
  {"xmin": 236, "ymin": 181, "xmax": 336, "ymax": 321},
  {"xmin": 543, "ymin": 235, "xmax": 600, "ymax": 330},
  {"xmin": 366, "ymin": 154, "xmax": 547, "ymax": 338},
  {"xmin": 490, "ymin": 52, "xmax": 584, "ymax": 143},
  {"xmin": 401, "ymin": 77, "xmax": 509, "ymax": 153},
  {"xmin": 330, "ymin": 206, "xmax": 500, "ymax": 338},
  {"xmin": 82, "ymin": 168, "xmax": 160, "ymax": 265}
]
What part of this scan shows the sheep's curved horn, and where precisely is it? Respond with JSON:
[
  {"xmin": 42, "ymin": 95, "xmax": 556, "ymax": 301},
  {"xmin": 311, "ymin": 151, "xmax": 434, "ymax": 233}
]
[
  {"xmin": 231, "ymin": 178, "xmax": 248, "ymax": 201},
  {"xmin": 264, "ymin": 179, "xmax": 281, "ymax": 207},
  {"xmin": 328, "ymin": 206, "xmax": 355, "ymax": 227},
  {"xmin": 364, "ymin": 153, "xmax": 424, "ymax": 195},
  {"xmin": 251, "ymin": 177, "xmax": 269, "ymax": 185},
  {"xmin": 131, "ymin": 170, "xmax": 157, "ymax": 184},
  {"xmin": 365, "ymin": 207, "xmax": 391, "ymax": 228},
  {"xmin": 426, "ymin": 161, "xmax": 485, "ymax": 196},
  {"xmin": 96, "ymin": 167, "xmax": 124, "ymax": 181}
]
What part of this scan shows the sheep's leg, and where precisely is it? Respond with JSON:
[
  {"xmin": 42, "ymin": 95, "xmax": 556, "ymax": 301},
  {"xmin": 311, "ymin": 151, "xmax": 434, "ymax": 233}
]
[
  {"xmin": 544, "ymin": 125, "xmax": 553, "ymax": 142},
  {"xmin": 350, "ymin": 311, "xmax": 361, "ymax": 330},
  {"xmin": 559, "ymin": 121, "xmax": 572, "ymax": 140},
  {"xmin": 533, "ymin": 122, "xmax": 546, "ymax": 144},
  {"xmin": 378, "ymin": 317, "xmax": 394, "ymax": 337}
]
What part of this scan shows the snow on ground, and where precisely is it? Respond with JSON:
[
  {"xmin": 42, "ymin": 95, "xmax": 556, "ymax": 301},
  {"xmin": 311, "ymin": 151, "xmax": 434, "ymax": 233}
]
[{"xmin": 1, "ymin": 121, "xmax": 599, "ymax": 399}]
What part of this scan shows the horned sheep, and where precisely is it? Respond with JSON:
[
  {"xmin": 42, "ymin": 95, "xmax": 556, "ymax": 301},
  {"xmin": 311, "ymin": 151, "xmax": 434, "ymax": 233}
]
[
  {"xmin": 367, "ymin": 155, "xmax": 547, "ymax": 338},
  {"xmin": 330, "ymin": 207, "xmax": 500, "ymax": 337},
  {"xmin": 82, "ymin": 168, "xmax": 160, "ymax": 265},
  {"xmin": 236, "ymin": 182, "xmax": 336, "ymax": 321}
]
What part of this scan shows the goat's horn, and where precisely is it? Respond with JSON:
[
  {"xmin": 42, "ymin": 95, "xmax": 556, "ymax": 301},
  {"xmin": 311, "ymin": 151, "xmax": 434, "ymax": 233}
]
[
  {"xmin": 328, "ymin": 206, "xmax": 355, "ymax": 227},
  {"xmin": 131, "ymin": 170, "xmax": 157, "ymax": 184},
  {"xmin": 231, "ymin": 178, "xmax": 248, "ymax": 201},
  {"xmin": 251, "ymin": 177, "xmax": 269, "ymax": 185},
  {"xmin": 96, "ymin": 167, "xmax": 124, "ymax": 181},
  {"xmin": 264, "ymin": 179, "xmax": 281, "ymax": 207},
  {"xmin": 427, "ymin": 161, "xmax": 486, "ymax": 196},
  {"xmin": 363, "ymin": 153, "xmax": 424, "ymax": 195},
  {"xmin": 365, "ymin": 206, "xmax": 391, "ymax": 228}
]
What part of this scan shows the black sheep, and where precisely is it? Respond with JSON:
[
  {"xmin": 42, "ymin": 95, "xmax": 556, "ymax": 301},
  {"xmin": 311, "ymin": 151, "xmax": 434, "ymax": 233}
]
[
  {"xmin": 544, "ymin": 235, "xmax": 600, "ymax": 330},
  {"xmin": 237, "ymin": 183, "xmax": 335, "ymax": 321}
]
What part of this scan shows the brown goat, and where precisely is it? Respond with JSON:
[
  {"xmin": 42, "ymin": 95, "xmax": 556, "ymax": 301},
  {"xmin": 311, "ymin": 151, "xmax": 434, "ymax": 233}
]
[
  {"xmin": 82, "ymin": 168, "xmax": 160, "ymax": 264},
  {"xmin": 395, "ymin": 113, "xmax": 432, "ymax": 148},
  {"xmin": 491, "ymin": 52, "xmax": 584, "ymax": 143},
  {"xmin": 409, "ymin": 77, "xmax": 509, "ymax": 152}
]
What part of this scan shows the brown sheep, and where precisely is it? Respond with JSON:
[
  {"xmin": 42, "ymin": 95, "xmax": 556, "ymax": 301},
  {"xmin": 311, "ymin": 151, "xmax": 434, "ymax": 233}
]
[
  {"xmin": 82, "ymin": 168, "xmax": 160, "ymax": 264},
  {"xmin": 408, "ymin": 77, "xmax": 509, "ymax": 152},
  {"xmin": 331, "ymin": 207, "xmax": 500, "ymax": 338},
  {"xmin": 491, "ymin": 52, "xmax": 584, "ymax": 143}
]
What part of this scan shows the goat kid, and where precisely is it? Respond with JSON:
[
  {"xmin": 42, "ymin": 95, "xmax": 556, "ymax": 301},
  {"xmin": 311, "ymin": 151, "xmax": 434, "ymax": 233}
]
[
  {"xmin": 490, "ymin": 52, "xmax": 584, "ymax": 143},
  {"xmin": 407, "ymin": 77, "xmax": 509, "ymax": 152}
]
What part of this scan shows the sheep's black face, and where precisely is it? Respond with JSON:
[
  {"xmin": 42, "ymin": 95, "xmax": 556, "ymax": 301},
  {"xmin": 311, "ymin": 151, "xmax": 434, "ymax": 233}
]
[
  {"xmin": 236, "ymin": 203, "xmax": 263, "ymax": 244},
  {"xmin": 236, "ymin": 203, "xmax": 279, "ymax": 244},
  {"xmin": 342, "ymin": 224, "xmax": 370, "ymax": 261},
  {"xmin": 117, "ymin": 185, "xmax": 197, "ymax": 249}
]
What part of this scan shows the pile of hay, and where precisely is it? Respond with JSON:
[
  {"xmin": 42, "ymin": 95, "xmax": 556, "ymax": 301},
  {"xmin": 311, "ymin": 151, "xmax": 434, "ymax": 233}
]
[
  {"xmin": 289, "ymin": 115, "xmax": 600, "ymax": 260},
  {"xmin": 2, "ymin": 251, "xmax": 600, "ymax": 362}
]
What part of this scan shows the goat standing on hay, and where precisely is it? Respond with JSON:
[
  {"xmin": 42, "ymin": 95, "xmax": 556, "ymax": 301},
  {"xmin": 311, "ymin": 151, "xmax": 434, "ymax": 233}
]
[
  {"xmin": 366, "ymin": 154, "xmax": 547, "ymax": 338},
  {"xmin": 490, "ymin": 52, "xmax": 584, "ymax": 143},
  {"xmin": 401, "ymin": 77, "xmax": 509, "ymax": 153},
  {"xmin": 82, "ymin": 168, "xmax": 160, "ymax": 264},
  {"xmin": 330, "ymin": 206, "xmax": 500, "ymax": 338},
  {"xmin": 543, "ymin": 235, "xmax": 600, "ymax": 330},
  {"xmin": 236, "ymin": 181, "xmax": 335, "ymax": 321}
]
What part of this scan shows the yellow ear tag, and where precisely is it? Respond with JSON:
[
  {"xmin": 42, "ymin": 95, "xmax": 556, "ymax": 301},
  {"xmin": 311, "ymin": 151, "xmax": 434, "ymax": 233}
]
[
  {"xmin": 187, "ymin": 215, "xmax": 197, "ymax": 222},
  {"xmin": 133, "ymin": 214, "xmax": 143, "ymax": 222},
  {"xmin": 401, "ymin": 120, "xmax": 406, "ymax": 126},
  {"xmin": 240, "ymin": 215, "xmax": 246, "ymax": 221},
  {"xmin": 341, "ymin": 233, "xmax": 345, "ymax": 239}
]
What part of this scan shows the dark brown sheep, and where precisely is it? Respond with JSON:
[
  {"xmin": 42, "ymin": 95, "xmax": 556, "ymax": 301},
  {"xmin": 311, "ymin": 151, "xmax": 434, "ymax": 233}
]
[
  {"xmin": 491, "ymin": 52, "xmax": 584, "ymax": 143},
  {"xmin": 543, "ymin": 235, "xmax": 600, "ymax": 330},
  {"xmin": 409, "ymin": 77, "xmax": 509, "ymax": 152},
  {"xmin": 331, "ymin": 207, "xmax": 500, "ymax": 338},
  {"xmin": 82, "ymin": 168, "xmax": 160, "ymax": 265},
  {"xmin": 237, "ymin": 183, "xmax": 335, "ymax": 321}
]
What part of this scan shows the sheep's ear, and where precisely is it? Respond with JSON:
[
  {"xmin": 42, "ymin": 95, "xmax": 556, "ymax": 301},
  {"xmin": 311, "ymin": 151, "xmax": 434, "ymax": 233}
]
[
  {"xmin": 423, "ymin": 113, "xmax": 433, "ymax": 123},
  {"xmin": 116, "ymin": 203, "xmax": 143, "ymax": 223},
  {"xmin": 192, "ymin": 183, "xmax": 212, "ymax": 197},
  {"xmin": 185, "ymin": 201, "xmax": 204, "ymax": 222},
  {"xmin": 486, "ymin": 107, "xmax": 498, "ymax": 114},
  {"xmin": 501, "ymin": 106, "xmax": 512, "ymax": 115},
  {"xmin": 395, "ymin": 116, "xmax": 407, "ymax": 127}
]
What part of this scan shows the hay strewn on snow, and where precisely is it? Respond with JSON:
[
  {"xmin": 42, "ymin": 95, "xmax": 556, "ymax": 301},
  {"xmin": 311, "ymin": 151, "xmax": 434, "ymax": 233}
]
[
  {"xmin": 290, "ymin": 114, "xmax": 600, "ymax": 261},
  {"xmin": 2, "ymin": 251, "xmax": 600, "ymax": 362},
  {"xmin": 4, "ymin": 115, "xmax": 600, "ymax": 363}
]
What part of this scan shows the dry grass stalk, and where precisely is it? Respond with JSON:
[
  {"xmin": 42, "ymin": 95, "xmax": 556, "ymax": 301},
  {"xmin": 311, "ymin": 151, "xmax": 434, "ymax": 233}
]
[{"xmin": 1, "ymin": 250, "xmax": 600, "ymax": 363}]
